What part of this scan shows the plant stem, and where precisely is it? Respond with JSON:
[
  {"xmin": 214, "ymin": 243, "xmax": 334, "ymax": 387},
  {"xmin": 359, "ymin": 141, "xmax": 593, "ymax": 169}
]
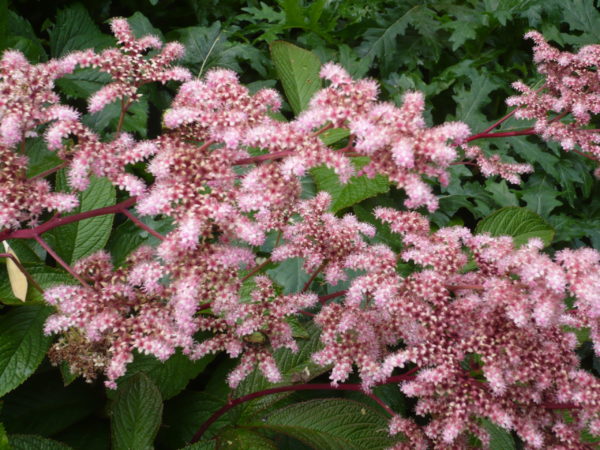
[
  {"xmin": 34, "ymin": 235, "xmax": 90, "ymax": 287},
  {"xmin": 233, "ymin": 150, "xmax": 293, "ymax": 166},
  {"xmin": 302, "ymin": 261, "xmax": 326, "ymax": 292},
  {"xmin": 466, "ymin": 128, "xmax": 535, "ymax": 142},
  {"xmin": 318, "ymin": 289, "xmax": 347, "ymax": 304},
  {"xmin": 240, "ymin": 258, "xmax": 271, "ymax": 283},
  {"xmin": 30, "ymin": 162, "xmax": 68, "ymax": 180},
  {"xmin": 0, "ymin": 197, "xmax": 137, "ymax": 242},
  {"xmin": 121, "ymin": 209, "xmax": 165, "ymax": 241},
  {"xmin": 189, "ymin": 371, "xmax": 418, "ymax": 443}
]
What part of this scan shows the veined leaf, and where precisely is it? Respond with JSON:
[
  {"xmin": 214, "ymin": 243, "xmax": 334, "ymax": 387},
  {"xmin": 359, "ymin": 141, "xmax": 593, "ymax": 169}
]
[
  {"xmin": 46, "ymin": 174, "xmax": 116, "ymax": 265},
  {"xmin": 0, "ymin": 305, "xmax": 53, "ymax": 397},
  {"xmin": 475, "ymin": 207, "xmax": 555, "ymax": 247},
  {"xmin": 9, "ymin": 435, "xmax": 73, "ymax": 450},
  {"xmin": 257, "ymin": 398, "xmax": 399, "ymax": 449},
  {"xmin": 111, "ymin": 373, "xmax": 163, "ymax": 450},
  {"xmin": 270, "ymin": 41, "xmax": 322, "ymax": 115}
]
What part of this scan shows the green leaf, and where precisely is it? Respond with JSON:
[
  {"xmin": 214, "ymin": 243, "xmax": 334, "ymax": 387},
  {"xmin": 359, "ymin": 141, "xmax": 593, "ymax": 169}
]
[
  {"xmin": 270, "ymin": 41, "xmax": 322, "ymax": 115},
  {"xmin": 179, "ymin": 441, "xmax": 216, "ymax": 450},
  {"xmin": 107, "ymin": 216, "xmax": 173, "ymax": 266},
  {"xmin": 127, "ymin": 12, "xmax": 164, "ymax": 40},
  {"xmin": 115, "ymin": 350, "xmax": 214, "ymax": 400},
  {"xmin": 0, "ymin": 305, "xmax": 52, "ymax": 396},
  {"xmin": 453, "ymin": 71, "xmax": 500, "ymax": 130},
  {"xmin": 9, "ymin": 435, "xmax": 73, "ymax": 450},
  {"xmin": 25, "ymin": 138, "xmax": 63, "ymax": 178},
  {"xmin": 83, "ymin": 98, "xmax": 149, "ymax": 136},
  {"xmin": 562, "ymin": 0, "xmax": 600, "ymax": 42},
  {"xmin": 5, "ymin": 12, "xmax": 46, "ymax": 62},
  {"xmin": 0, "ymin": 423, "xmax": 8, "ymax": 450},
  {"xmin": 483, "ymin": 419, "xmax": 515, "ymax": 450},
  {"xmin": 521, "ymin": 176, "xmax": 562, "ymax": 217},
  {"xmin": 257, "ymin": 398, "xmax": 399, "ymax": 449},
  {"xmin": 267, "ymin": 257, "xmax": 310, "ymax": 294},
  {"xmin": 1, "ymin": 372, "xmax": 100, "ymax": 436},
  {"xmin": 46, "ymin": 175, "xmax": 116, "ymax": 265},
  {"xmin": 217, "ymin": 428, "xmax": 276, "ymax": 449},
  {"xmin": 311, "ymin": 158, "xmax": 389, "ymax": 212},
  {"xmin": 111, "ymin": 373, "xmax": 163, "ymax": 450},
  {"xmin": 174, "ymin": 22, "xmax": 269, "ymax": 77},
  {"xmin": 48, "ymin": 4, "xmax": 113, "ymax": 57},
  {"xmin": 485, "ymin": 180, "xmax": 518, "ymax": 208},
  {"xmin": 56, "ymin": 68, "xmax": 112, "ymax": 100},
  {"xmin": 475, "ymin": 207, "xmax": 555, "ymax": 247}
]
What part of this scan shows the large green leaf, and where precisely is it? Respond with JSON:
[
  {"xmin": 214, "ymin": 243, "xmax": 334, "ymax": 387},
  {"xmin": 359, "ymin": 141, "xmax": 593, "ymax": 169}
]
[
  {"xmin": 267, "ymin": 257, "xmax": 310, "ymax": 295},
  {"xmin": 0, "ymin": 305, "xmax": 52, "ymax": 396},
  {"xmin": 115, "ymin": 351, "xmax": 214, "ymax": 400},
  {"xmin": 270, "ymin": 41, "xmax": 322, "ymax": 115},
  {"xmin": 9, "ymin": 435, "xmax": 72, "ymax": 450},
  {"xmin": 45, "ymin": 175, "xmax": 116, "ymax": 265},
  {"xmin": 311, "ymin": 157, "xmax": 389, "ymax": 212},
  {"xmin": 1, "ymin": 373, "xmax": 100, "ymax": 436},
  {"xmin": 111, "ymin": 373, "xmax": 163, "ymax": 450},
  {"xmin": 475, "ymin": 207, "xmax": 555, "ymax": 247},
  {"xmin": 257, "ymin": 398, "xmax": 399, "ymax": 449},
  {"xmin": 107, "ymin": 216, "xmax": 173, "ymax": 266},
  {"xmin": 4, "ymin": 12, "xmax": 46, "ymax": 62},
  {"xmin": 216, "ymin": 428, "xmax": 276, "ymax": 449},
  {"xmin": 453, "ymin": 71, "xmax": 500, "ymax": 130},
  {"xmin": 48, "ymin": 4, "xmax": 113, "ymax": 57},
  {"xmin": 483, "ymin": 419, "xmax": 516, "ymax": 450}
]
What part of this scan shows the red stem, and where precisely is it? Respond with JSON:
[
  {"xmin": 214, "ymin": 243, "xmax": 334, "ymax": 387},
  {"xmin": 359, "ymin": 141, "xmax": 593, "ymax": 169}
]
[
  {"xmin": 189, "ymin": 372, "xmax": 418, "ymax": 443},
  {"xmin": 29, "ymin": 162, "xmax": 68, "ymax": 180},
  {"xmin": 234, "ymin": 150, "xmax": 293, "ymax": 166},
  {"xmin": 479, "ymin": 109, "xmax": 518, "ymax": 135},
  {"xmin": 121, "ymin": 209, "xmax": 165, "ymax": 241},
  {"xmin": 34, "ymin": 235, "xmax": 90, "ymax": 287},
  {"xmin": 240, "ymin": 258, "xmax": 271, "ymax": 283},
  {"xmin": 318, "ymin": 289, "xmax": 347, "ymax": 304},
  {"xmin": 302, "ymin": 261, "xmax": 326, "ymax": 292},
  {"xmin": 0, "ymin": 198, "xmax": 137, "ymax": 242},
  {"xmin": 466, "ymin": 128, "xmax": 535, "ymax": 142}
]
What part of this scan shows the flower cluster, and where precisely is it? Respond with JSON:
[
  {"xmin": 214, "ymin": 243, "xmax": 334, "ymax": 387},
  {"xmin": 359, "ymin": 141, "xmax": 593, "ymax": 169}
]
[
  {"xmin": 2, "ymin": 17, "xmax": 600, "ymax": 449},
  {"xmin": 44, "ymin": 248, "xmax": 187, "ymax": 388},
  {"xmin": 508, "ymin": 31, "xmax": 600, "ymax": 165},
  {"xmin": 0, "ymin": 50, "xmax": 81, "ymax": 228},
  {"xmin": 44, "ymin": 17, "xmax": 191, "ymax": 195},
  {"xmin": 310, "ymin": 207, "xmax": 600, "ymax": 447}
]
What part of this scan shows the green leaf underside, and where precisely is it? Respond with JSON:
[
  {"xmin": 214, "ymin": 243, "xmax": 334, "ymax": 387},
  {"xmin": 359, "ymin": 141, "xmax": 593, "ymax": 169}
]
[
  {"xmin": 0, "ymin": 305, "xmax": 52, "ymax": 397},
  {"xmin": 475, "ymin": 207, "xmax": 555, "ymax": 247},
  {"xmin": 270, "ymin": 41, "xmax": 322, "ymax": 115},
  {"xmin": 111, "ymin": 373, "xmax": 163, "ymax": 450}
]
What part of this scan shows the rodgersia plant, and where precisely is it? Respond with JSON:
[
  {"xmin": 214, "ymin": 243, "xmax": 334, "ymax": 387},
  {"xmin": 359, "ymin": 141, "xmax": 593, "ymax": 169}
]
[{"xmin": 2, "ymin": 15, "xmax": 600, "ymax": 450}]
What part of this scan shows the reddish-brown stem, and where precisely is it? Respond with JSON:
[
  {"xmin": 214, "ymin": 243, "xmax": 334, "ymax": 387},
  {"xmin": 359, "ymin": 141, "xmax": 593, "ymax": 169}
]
[
  {"xmin": 449, "ymin": 160, "xmax": 477, "ymax": 167},
  {"xmin": 198, "ymin": 302, "xmax": 212, "ymax": 311},
  {"xmin": 446, "ymin": 284, "xmax": 484, "ymax": 291},
  {"xmin": 0, "ymin": 198, "xmax": 137, "ymax": 242},
  {"xmin": 319, "ymin": 289, "xmax": 347, "ymax": 304},
  {"xmin": 189, "ymin": 371, "xmax": 418, "ymax": 443},
  {"xmin": 29, "ymin": 162, "xmax": 68, "ymax": 180},
  {"xmin": 233, "ymin": 150, "xmax": 293, "ymax": 166},
  {"xmin": 240, "ymin": 258, "xmax": 272, "ymax": 283},
  {"xmin": 310, "ymin": 123, "xmax": 334, "ymax": 137},
  {"xmin": 0, "ymin": 252, "xmax": 44, "ymax": 293},
  {"xmin": 121, "ymin": 209, "xmax": 165, "ymax": 241},
  {"xmin": 34, "ymin": 235, "xmax": 90, "ymax": 288},
  {"xmin": 573, "ymin": 149, "xmax": 597, "ymax": 161},
  {"xmin": 466, "ymin": 128, "xmax": 535, "ymax": 142},
  {"xmin": 303, "ymin": 261, "xmax": 326, "ymax": 292},
  {"xmin": 479, "ymin": 109, "xmax": 519, "ymax": 135},
  {"xmin": 115, "ymin": 98, "xmax": 132, "ymax": 135}
]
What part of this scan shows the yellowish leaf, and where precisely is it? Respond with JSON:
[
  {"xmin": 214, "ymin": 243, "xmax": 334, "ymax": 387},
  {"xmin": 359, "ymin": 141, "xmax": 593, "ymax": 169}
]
[{"xmin": 2, "ymin": 242, "xmax": 28, "ymax": 302}]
